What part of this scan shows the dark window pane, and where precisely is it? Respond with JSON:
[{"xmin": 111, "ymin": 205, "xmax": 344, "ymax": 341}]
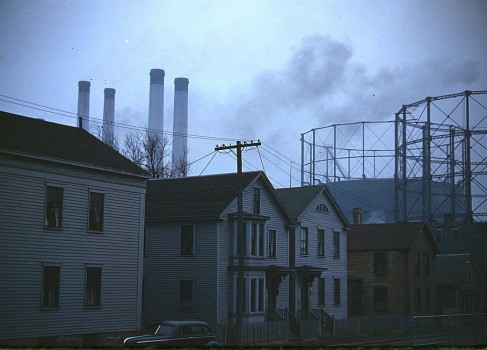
[
  {"xmin": 89, "ymin": 192, "xmax": 104, "ymax": 231},
  {"xmin": 42, "ymin": 266, "xmax": 60, "ymax": 308},
  {"xmin": 45, "ymin": 187, "xmax": 63, "ymax": 228}
]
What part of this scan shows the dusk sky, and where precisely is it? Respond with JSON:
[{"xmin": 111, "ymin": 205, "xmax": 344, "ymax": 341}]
[{"xmin": 1, "ymin": 0, "xmax": 486, "ymax": 187}]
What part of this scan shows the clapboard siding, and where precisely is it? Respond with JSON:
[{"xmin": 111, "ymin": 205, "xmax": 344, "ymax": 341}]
[
  {"xmin": 292, "ymin": 189, "xmax": 348, "ymax": 319},
  {"xmin": 143, "ymin": 221, "xmax": 218, "ymax": 326},
  {"xmin": 0, "ymin": 156, "xmax": 146, "ymax": 341}
]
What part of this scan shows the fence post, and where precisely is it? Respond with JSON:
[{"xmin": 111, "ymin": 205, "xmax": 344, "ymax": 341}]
[{"xmin": 447, "ymin": 315, "xmax": 451, "ymax": 345}]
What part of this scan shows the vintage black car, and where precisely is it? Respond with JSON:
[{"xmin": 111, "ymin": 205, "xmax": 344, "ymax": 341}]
[{"xmin": 123, "ymin": 320, "xmax": 221, "ymax": 347}]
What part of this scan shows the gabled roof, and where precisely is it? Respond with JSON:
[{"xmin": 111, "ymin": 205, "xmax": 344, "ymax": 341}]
[
  {"xmin": 436, "ymin": 254, "xmax": 472, "ymax": 285},
  {"xmin": 0, "ymin": 111, "xmax": 148, "ymax": 177},
  {"xmin": 347, "ymin": 222, "xmax": 433, "ymax": 251},
  {"xmin": 146, "ymin": 171, "xmax": 293, "ymax": 223},
  {"xmin": 275, "ymin": 185, "xmax": 349, "ymax": 227}
]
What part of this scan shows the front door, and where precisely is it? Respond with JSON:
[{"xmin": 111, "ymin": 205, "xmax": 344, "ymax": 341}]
[{"xmin": 300, "ymin": 277, "xmax": 309, "ymax": 317}]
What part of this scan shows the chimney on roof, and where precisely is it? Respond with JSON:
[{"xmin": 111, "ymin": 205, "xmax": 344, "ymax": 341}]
[
  {"xmin": 148, "ymin": 69, "xmax": 165, "ymax": 137},
  {"xmin": 353, "ymin": 207, "xmax": 363, "ymax": 225},
  {"xmin": 444, "ymin": 212, "xmax": 454, "ymax": 224},
  {"xmin": 103, "ymin": 88, "xmax": 116, "ymax": 144},
  {"xmin": 171, "ymin": 77, "xmax": 189, "ymax": 177},
  {"xmin": 77, "ymin": 81, "xmax": 90, "ymax": 131}
]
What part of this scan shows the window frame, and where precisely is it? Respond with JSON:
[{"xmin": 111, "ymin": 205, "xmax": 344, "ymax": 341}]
[
  {"xmin": 180, "ymin": 224, "xmax": 195, "ymax": 256},
  {"xmin": 452, "ymin": 228, "xmax": 460, "ymax": 243},
  {"xmin": 333, "ymin": 278, "xmax": 341, "ymax": 305},
  {"xmin": 374, "ymin": 287, "xmax": 388, "ymax": 312},
  {"xmin": 85, "ymin": 266, "xmax": 102, "ymax": 308},
  {"xmin": 317, "ymin": 228, "xmax": 325, "ymax": 257},
  {"xmin": 252, "ymin": 187, "xmax": 261, "ymax": 215},
  {"xmin": 250, "ymin": 277, "xmax": 265, "ymax": 313},
  {"xmin": 268, "ymin": 228, "xmax": 277, "ymax": 258},
  {"xmin": 435, "ymin": 228, "xmax": 442, "ymax": 243},
  {"xmin": 333, "ymin": 230, "xmax": 340, "ymax": 258},
  {"xmin": 45, "ymin": 186, "xmax": 64, "ymax": 229},
  {"xmin": 373, "ymin": 252, "xmax": 387, "ymax": 276},
  {"xmin": 41, "ymin": 264, "xmax": 60, "ymax": 310},
  {"xmin": 179, "ymin": 279, "xmax": 194, "ymax": 311},
  {"xmin": 88, "ymin": 192, "xmax": 105, "ymax": 232},
  {"xmin": 318, "ymin": 277, "xmax": 325, "ymax": 306},
  {"xmin": 300, "ymin": 227, "xmax": 309, "ymax": 256}
]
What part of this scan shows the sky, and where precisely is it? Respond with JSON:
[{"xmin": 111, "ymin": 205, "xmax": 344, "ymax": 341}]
[{"xmin": 1, "ymin": 0, "xmax": 486, "ymax": 188}]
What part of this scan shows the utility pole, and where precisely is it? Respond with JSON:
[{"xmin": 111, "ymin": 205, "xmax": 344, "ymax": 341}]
[{"xmin": 215, "ymin": 140, "xmax": 261, "ymax": 344}]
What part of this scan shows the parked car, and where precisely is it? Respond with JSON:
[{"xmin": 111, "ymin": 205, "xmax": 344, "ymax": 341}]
[{"xmin": 123, "ymin": 320, "xmax": 221, "ymax": 347}]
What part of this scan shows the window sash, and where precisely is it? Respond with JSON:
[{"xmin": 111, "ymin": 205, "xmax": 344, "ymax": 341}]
[
  {"xmin": 268, "ymin": 229, "xmax": 277, "ymax": 258},
  {"xmin": 374, "ymin": 252, "xmax": 387, "ymax": 276},
  {"xmin": 300, "ymin": 227, "xmax": 308, "ymax": 255},
  {"xmin": 252, "ymin": 187, "xmax": 261, "ymax": 214},
  {"xmin": 85, "ymin": 267, "xmax": 102, "ymax": 307},
  {"xmin": 333, "ymin": 231, "xmax": 340, "ymax": 257},
  {"xmin": 45, "ymin": 186, "xmax": 63, "ymax": 228},
  {"xmin": 317, "ymin": 229, "xmax": 325, "ymax": 257},
  {"xmin": 179, "ymin": 279, "xmax": 194, "ymax": 310},
  {"xmin": 333, "ymin": 278, "xmax": 341, "ymax": 305},
  {"xmin": 180, "ymin": 225, "xmax": 194, "ymax": 256},
  {"xmin": 89, "ymin": 192, "xmax": 104, "ymax": 231},
  {"xmin": 42, "ymin": 266, "xmax": 60, "ymax": 308}
]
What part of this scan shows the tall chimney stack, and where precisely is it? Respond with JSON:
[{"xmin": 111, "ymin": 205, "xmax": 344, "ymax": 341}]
[
  {"xmin": 148, "ymin": 69, "xmax": 165, "ymax": 137},
  {"xmin": 171, "ymin": 77, "xmax": 189, "ymax": 177},
  {"xmin": 103, "ymin": 88, "xmax": 116, "ymax": 144},
  {"xmin": 353, "ymin": 207, "xmax": 363, "ymax": 225},
  {"xmin": 77, "ymin": 81, "xmax": 90, "ymax": 132}
]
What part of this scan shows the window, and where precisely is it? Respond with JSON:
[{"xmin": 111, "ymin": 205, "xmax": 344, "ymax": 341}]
[
  {"xmin": 435, "ymin": 229, "xmax": 442, "ymax": 243},
  {"xmin": 300, "ymin": 227, "xmax": 308, "ymax": 255},
  {"xmin": 374, "ymin": 252, "xmax": 387, "ymax": 276},
  {"xmin": 42, "ymin": 265, "xmax": 60, "ymax": 309},
  {"xmin": 318, "ymin": 278, "xmax": 325, "ymax": 306},
  {"xmin": 415, "ymin": 253, "xmax": 421, "ymax": 276},
  {"xmin": 250, "ymin": 223, "xmax": 265, "ymax": 257},
  {"xmin": 317, "ymin": 229, "xmax": 325, "ymax": 257},
  {"xmin": 179, "ymin": 279, "xmax": 193, "ymax": 310},
  {"xmin": 268, "ymin": 229, "xmax": 276, "ymax": 258},
  {"xmin": 425, "ymin": 254, "xmax": 430, "ymax": 276},
  {"xmin": 250, "ymin": 278, "xmax": 265, "ymax": 313},
  {"xmin": 333, "ymin": 278, "xmax": 341, "ymax": 305},
  {"xmin": 89, "ymin": 192, "xmax": 104, "ymax": 231},
  {"xmin": 425, "ymin": 287, "xmax": 431, "ymax": 312},
  {"xmin": 85, "ymin": 266, "xmax": 102, "ymax": 307},
  {"xmin": 180, "ymin": 225, "xmax": 194, "ymax": 256},
  {"xmin": 415, "ymin": 287, "xmax": 422, "ymax": 313},
  {"xmin": 251, "ymin": 223, "xmax": 257, "ymax": 256},
  {"xmin": 452, "ymin": 228, "xmax": 460, "ymax": 243},
  {"xmin": 258, "ymin": 224, "xmax": 264, "ymax": 256},
  {"xmin": 333, "ymin": 231, "xmax": 340, "ymax": 258},
  {"xmin": 252, "ymin": 187, "xmax": 261, "ymax": 214},
  {"xmin": 45, "ymin": 186, "xmax": 63, "ymax": 228},
  {"xmin": 374, "ymin": 287, "xmax": 388, "ymax": 312},
  {"xmin": 466, "ymin": 261, "xmax": 472, "ymax": 281},
  {"xmin": 316, "ymin": 203, "xmax": 328, "ymax": 213}
]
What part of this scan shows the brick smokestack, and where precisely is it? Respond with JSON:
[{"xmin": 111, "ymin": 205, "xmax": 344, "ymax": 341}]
[
  {"xmin": 148, "ymin": 69, "xmax": 165, "ymax": 137},
  {"xmin": 103, "ymin": 88, "xmax": 116, "ymax": 144},
  {"xmin": 171, "ymin": 77, "xmax": 189, "ymax": 177},
  {"xmin": 77, "ymin": 81, "xmax": 90, "ymax": 131},
  {"xmin": 353, "ymin": 207, "xmax": 363, "ymax": 224}
]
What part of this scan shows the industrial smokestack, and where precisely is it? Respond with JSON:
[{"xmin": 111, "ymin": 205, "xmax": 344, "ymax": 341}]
[
  {"xmin": 103, "ymin": 88, "xmax": 116, "ymax": 145},
  {"xmin": 77, "ymin": 81, "xmax": 90, "ymax": 132},
  {"xmin": 171, "ymin": 77, "xmax": 189, "ymax": 177},
  {"xmin": 148, "ymin": 69, "xmax": 165, "ymax": 137}
]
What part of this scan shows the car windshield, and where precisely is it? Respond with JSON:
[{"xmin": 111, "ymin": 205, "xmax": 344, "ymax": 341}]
[{"xmin": 155, "ymin": 324, "xmax": 176, "ymax": 336}]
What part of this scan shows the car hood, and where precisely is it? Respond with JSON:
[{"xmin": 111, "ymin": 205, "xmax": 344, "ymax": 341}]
[{"xmin": 124, "ymin": 334, "xmax": 172, "ymax": 345}]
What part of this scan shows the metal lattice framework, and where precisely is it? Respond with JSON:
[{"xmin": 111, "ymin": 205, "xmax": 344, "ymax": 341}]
[{"xmin": 301, "ymin": 90, "xmax": 487, "ymax": 224}]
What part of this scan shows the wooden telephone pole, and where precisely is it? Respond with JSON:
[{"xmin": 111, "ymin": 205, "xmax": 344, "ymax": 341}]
[{"xmin": 215, "ymin": 140, "xmax": 261, "ymax": 343}]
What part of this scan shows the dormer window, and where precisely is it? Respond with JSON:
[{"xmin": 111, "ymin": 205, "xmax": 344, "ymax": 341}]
[{"xmin": 316, "ymin": 203, "xmax": 328, "ymax": 213}]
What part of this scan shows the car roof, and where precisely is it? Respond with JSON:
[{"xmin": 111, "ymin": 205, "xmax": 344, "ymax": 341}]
[{"xmin": 160, "ymin": 320, "xmax": 209, "ymax": 326}]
